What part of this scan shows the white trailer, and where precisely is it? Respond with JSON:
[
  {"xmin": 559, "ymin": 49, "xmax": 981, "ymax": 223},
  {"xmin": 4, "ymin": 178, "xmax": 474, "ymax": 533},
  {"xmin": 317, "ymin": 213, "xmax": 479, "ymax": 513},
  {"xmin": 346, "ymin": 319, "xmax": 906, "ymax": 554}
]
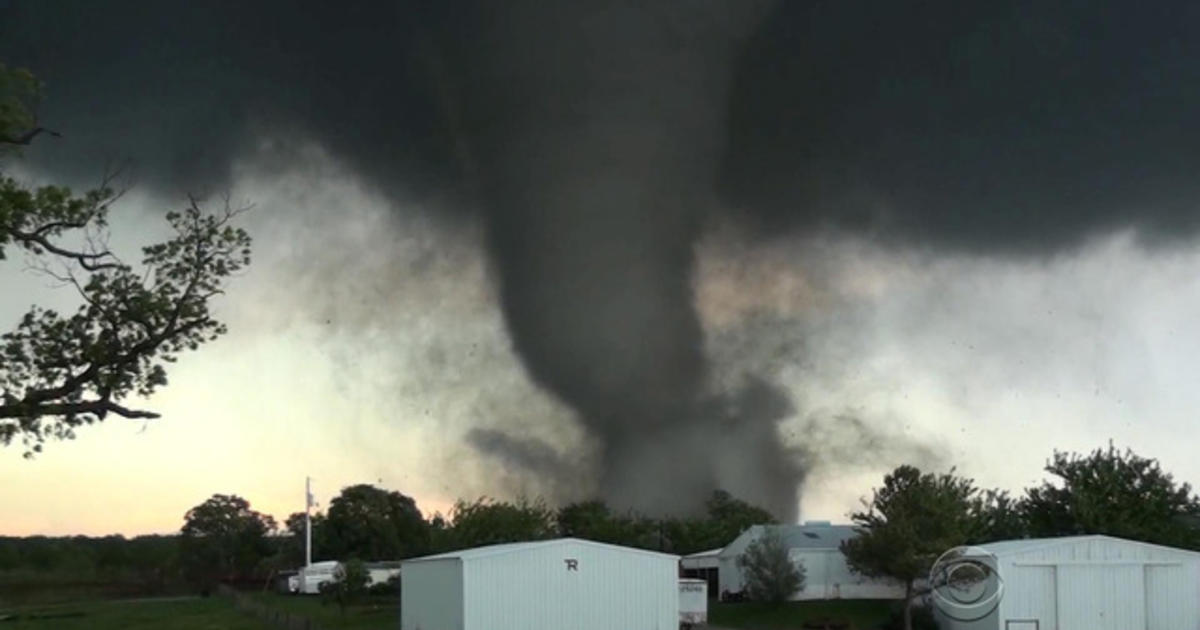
[
  {"xmin": 295, "ymin": 560, "xmax": 401, "ymax": 595},
  {"xmin": 297, "ymin": 560, "xmax": 339, "ymax": 594},
  {"xmin": 679, "ymin": 578, "xmax": 708, "ymax": 628}
]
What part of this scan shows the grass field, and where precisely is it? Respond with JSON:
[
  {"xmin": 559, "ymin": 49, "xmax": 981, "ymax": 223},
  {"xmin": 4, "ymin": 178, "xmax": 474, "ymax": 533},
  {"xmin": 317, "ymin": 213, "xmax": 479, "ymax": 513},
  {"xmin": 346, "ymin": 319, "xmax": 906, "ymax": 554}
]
[
  {"xmin": 248, "ymin": 594, "xmax": 892, "ymax": 630},
  {"xmin": 248, "ymin": 592, "xmax": 397, "ymax": 630},
  {"xmin": 0, "ymin": 589, "xmax": 892, "ymax": 630},
  {"xmin": 710, "ymin": 599, "xmax": 895, "ymax": 630},
  {"xmin": 0, "ymin": 572, "xmax": 189, "ymax": 608},
  {"xmin": 0, "ymin": 596, "xmax": 265, "ymax": 630}
]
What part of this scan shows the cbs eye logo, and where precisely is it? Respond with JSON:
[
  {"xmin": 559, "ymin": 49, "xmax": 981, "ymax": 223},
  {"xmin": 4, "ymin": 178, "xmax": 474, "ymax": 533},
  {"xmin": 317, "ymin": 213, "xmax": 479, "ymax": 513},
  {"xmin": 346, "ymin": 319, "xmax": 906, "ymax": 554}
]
[{"xmin": 929, "ymin": 546, "xmax": 1004, "ymax": 622}]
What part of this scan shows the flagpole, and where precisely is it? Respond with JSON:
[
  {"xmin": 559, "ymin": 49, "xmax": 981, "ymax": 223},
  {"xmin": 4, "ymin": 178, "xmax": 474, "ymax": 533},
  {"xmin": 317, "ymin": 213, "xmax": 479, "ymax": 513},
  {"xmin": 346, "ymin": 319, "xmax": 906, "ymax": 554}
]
[{"xmin": 305, "ymin": 476, "xmax": 312, "ymax": 568}]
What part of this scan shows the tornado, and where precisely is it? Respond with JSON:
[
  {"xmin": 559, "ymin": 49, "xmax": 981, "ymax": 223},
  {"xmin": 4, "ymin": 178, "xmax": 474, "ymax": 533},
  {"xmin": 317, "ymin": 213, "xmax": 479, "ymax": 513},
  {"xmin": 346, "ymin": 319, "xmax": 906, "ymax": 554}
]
[{"xmin": 443, "ymin": 1, "xmax": 794, "ymax": 517}]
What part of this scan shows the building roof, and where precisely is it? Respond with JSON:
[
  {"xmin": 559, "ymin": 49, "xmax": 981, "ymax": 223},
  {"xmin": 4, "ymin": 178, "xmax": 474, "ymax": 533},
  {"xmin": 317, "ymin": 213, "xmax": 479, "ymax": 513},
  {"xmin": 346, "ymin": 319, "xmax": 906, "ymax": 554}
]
[
  {"xmin": 976, "ymin": 534, "xmax": 1200, "ymax": 558},
  {"xmin": 683, "ymin": 548, "xmax": 723, "ymax": 559},
  {"xmin": 736, "ymin": 523, "xmax": 858, "ymax": 552},
  {"xmin": 404, "ymin": 537, "xmax": 680, "ymax": 564},
  {"xmin": 716, "ymin": 522, "xmax": 859, "ymax": 559},
  {"xmin": 365, "ymin": 561, "xmax": 404, "ymax": 569},
  {"xmin": 973, "ymin": 536, "xmax": 1081, "ymax": 556}
]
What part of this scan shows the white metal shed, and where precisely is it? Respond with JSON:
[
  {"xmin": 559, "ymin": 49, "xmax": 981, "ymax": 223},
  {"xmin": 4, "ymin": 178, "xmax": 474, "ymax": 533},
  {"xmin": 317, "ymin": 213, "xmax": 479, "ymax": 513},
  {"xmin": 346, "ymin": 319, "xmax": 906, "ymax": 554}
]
[
  {"xmin": 401, "ymin": 537, "xmax": 680, "ymax": 630},
  {"xmin": 933, "ymin": 535, "xmax": 1200, "ymax": 630},
  {"xmin": 718, "ymin": 522, "xmax": 905, "ymax": 600}
]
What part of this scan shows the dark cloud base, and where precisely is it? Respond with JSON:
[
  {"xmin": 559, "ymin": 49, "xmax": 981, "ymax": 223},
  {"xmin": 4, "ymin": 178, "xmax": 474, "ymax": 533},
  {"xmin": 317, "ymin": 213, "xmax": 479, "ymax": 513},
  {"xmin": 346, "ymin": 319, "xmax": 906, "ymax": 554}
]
[{"xmin": 4, "ymin": 1, "xmax": 1198, "ymax": 519}]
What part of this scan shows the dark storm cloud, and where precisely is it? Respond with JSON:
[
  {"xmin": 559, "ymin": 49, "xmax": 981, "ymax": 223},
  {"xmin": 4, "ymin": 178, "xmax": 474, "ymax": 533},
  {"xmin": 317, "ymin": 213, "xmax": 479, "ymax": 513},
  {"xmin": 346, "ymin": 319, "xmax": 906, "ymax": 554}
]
[
  {"xmin": 0, "ymin": 1, "xmax": 456, "ymax": 200},
  {"xmin": 722, "ymin": 2, "xmax": 1200, "ymax": 252},
  {"xmin": 6, "ymin": 2, "xmax": 1198, "ymax": 248},
  {"xmin": 4, "ymin": 1, "xmax": 1199, "ymax": 519},
  {"xmin": 466, "ymin": 429, "xmax": 572, "ymax": 479}
]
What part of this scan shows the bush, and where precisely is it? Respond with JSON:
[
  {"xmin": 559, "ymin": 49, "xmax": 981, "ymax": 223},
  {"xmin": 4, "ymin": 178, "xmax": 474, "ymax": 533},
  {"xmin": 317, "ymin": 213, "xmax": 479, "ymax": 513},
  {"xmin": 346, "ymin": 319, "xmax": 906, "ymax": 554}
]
[
  {"xmin": 736, "ymin": 528, "xmax": 805, "ymax": 604},
  {"xmin": 319, "ymin": 559, "xmax": 369, "ymax": 612},
  {"xmin": 367, "ymin": 573, "xmax": 399, "ymax": 596}
]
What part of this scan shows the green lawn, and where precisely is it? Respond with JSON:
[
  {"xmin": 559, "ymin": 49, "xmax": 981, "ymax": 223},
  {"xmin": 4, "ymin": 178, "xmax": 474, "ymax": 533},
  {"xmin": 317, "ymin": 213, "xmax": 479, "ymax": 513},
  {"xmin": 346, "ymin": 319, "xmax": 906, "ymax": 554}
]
[
  {"xmin": 0, "ymin": 572, "xmax": 189, "ymax": 608},
  {"xmin": 710, "ymin": 599, "xmax": 895, "ymax": 630},
  {"xmin": 248, "ymin": 592, "xmax": 397, "ymax": 630},
  {"xmin": 0, "ymin": 597, "xmax": 265, "ymax": 630}
]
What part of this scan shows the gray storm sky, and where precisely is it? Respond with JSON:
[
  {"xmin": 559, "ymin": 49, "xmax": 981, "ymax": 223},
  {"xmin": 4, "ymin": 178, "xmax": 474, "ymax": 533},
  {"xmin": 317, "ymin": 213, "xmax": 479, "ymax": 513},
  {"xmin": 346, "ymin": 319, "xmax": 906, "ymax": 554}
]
[
  {"xmin": 3, "ymin": 1, "xmax": 1200, "ymax": 533},
  {"xmin": 4, "ymin": 145, "xmax": 1200, "ymax": 534}
]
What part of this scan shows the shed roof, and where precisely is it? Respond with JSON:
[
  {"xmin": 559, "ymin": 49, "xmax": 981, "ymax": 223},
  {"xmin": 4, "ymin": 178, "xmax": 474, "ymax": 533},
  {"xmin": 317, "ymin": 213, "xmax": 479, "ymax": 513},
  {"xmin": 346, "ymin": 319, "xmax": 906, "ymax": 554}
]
[
  {"xmin": 724, "ymin": 523, "xmax": 857, "ymax": 555},
  {"xmin": 977, "ymin": 535, "xmax": 1200, "ymax": 558},
  {"xmin": 404, "ymin": 537, "xmax": 680, "ymax": 564}
]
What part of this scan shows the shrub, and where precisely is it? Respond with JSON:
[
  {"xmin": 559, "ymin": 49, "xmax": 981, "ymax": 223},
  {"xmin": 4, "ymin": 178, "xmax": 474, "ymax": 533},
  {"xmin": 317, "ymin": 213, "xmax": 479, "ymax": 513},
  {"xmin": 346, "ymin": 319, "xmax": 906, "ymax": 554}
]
[
  {"xmin": 367, "ymin": 573, "xmax": 400, "ymax": 596},
  {"xmin": 320, "ymin": 559, "xmax": 369, "ymax": 613},
  {"xmin": 736, "ymin": 528, "xmax": 805, "ymax": 604}
]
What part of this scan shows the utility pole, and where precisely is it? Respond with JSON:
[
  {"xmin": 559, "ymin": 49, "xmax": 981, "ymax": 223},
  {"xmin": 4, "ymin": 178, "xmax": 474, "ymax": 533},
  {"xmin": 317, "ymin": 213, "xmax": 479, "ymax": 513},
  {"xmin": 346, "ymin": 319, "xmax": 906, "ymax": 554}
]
[{"xmin": 305, "ymin": 476, "xmax": 313, "ymax": 568}]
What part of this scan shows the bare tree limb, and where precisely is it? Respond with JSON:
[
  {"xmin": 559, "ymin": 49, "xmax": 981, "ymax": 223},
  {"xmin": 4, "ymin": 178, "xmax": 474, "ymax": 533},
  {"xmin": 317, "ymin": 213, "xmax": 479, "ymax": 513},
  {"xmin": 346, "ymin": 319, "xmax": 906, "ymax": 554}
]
[
  {"xmin": 0, "ymin": 399, "xmax": 160, "ymax": 420},
  {"xmin": 7, "ymin": 227, "xmax": 122, "ymax": 271},
  {"xmin": 0, "ymin": 126, "xmax": 61, "ymax": 146}
]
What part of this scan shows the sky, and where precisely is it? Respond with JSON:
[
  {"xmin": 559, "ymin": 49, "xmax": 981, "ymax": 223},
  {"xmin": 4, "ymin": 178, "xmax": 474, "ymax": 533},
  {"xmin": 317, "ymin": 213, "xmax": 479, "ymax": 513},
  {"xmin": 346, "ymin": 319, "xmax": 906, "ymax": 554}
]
[{"xmin": 3, "ymin": 2, "xmax": 1200, "ymax": 535}]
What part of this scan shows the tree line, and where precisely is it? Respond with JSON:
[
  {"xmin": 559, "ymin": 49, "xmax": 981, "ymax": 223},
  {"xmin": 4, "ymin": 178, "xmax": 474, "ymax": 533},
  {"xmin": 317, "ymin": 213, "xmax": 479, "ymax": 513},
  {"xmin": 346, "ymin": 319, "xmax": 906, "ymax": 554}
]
[
  {"xmin": 3, "ymin": 441, "xmax": 1197, "ymax": 605},
  {"xmin": 0, "ymin": 488, "xmax": 776, "ymax": 595}
]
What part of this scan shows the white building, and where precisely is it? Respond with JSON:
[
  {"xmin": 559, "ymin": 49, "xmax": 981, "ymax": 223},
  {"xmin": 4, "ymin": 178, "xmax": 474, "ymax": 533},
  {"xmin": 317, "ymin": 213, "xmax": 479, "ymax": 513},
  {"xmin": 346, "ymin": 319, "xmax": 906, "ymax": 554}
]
[
  {"xmin": 933, "ymin": 535, "xmax": 1200, "ymax": 630},
  {"xmin": 718, "ymin": 522, "xmax": 905, "ymax": 601},
  {"xmin": 679, "ymin": 548, "xmax": 721, "ymax": 596},
  {"xmin": 297, "ymin": 560, "xmax": 339, "ymax": 594},
  {"xmin": 296, "ymin": 559, "xmax": 402, "ymax": 595},
  {"xmin": 401, "ymin": 538, "xmax": 679, "ymax": 630},
  {"xmin": 365, "ymin": 561, "xmax": 402, "ymax": 589}
]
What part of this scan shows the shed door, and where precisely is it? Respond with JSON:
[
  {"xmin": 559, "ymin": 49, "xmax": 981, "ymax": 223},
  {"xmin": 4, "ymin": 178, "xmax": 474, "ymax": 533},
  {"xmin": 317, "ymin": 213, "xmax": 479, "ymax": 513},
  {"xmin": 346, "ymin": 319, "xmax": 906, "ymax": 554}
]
[
  {"xmin": 1056, "ymin": 564, "xmax": 1145, "ymax": 630},
  {"xmin": 1004, "ymin": 566, "xmax": 1055, "ymax": 630},
  {"xmin": 1145, "ymin": 563, "xmax": 1199, "ymax": 630}
]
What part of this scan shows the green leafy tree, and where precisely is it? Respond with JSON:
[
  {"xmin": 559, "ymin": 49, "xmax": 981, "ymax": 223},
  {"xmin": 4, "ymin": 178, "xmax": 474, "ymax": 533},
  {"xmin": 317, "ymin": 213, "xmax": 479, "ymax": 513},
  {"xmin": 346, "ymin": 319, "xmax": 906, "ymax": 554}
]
[
  {"xmin": 969, "ymin": 488, "xmax": 1029, "ymax": 543},
  {"xmin": 557, "ymin": 500, "xmax": 660, "ymax": 549},
  {"xmin": 704, "ymin": 490, "xmax": 778, "ymax": 542},
  {"xmin": 447, "ymin": 497, "xmax": 557, "ymax": 548},
  {"xmin": 841, "ymin": 465, "xmax": 978, "ymax": 630},
  {"xmin": 282, "ymin": 510, "xmax": 328, "ymax": 566},
  {"xmin": 179, "ymin": 494, "xmax": 277, "ymax": 593},
  {"xmin": 557, "ymin": 492, "xmax": 775, "ymax": 555},
  {"xmin": 557, "ymin": 500, "xmax": 630, "ymax": 543},
  {"xmin": 0, "ymin": 62, "xmax": 52, "ymax": 147},
  {"xmin": 426, "ymin": 512, "xmax": 456, "ymax": 554},
  {"xmin": 320, "ymin": 558, "xmax": 370, "ymax": 614},
  {"xmin": 1022, "ymin": 442, "xmax": 1200, "ymax": 549},
  {"xmin": 125, "ymin": 534, "xmax": 182, "ymax": 595},
  {"xmin": 323, "ymin": 484, "xmax": 429, "ymax": 561},
  {"xmin": 737, "ymin": 528, "xmax": 805, "ymax": 604},
  {"xmin": 0, "ymin": 63, "xmax": 252, "ymax": 456},
  {"xmin": 665, "ymin": 490, "xmax": 776, "ymax": 554}
]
